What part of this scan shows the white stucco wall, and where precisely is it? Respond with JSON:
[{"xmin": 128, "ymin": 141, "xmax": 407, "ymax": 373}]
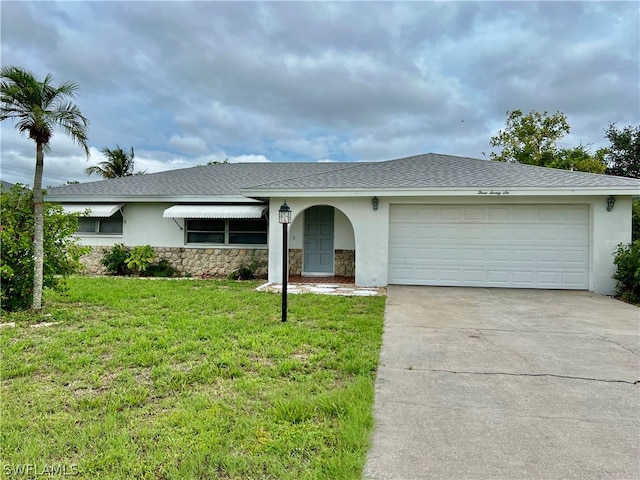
[
  {"xmin": 589, "ymin": 196, "xmax": 632, "ymax": 294},
  {"xmin": 268, "ymin": 195, "xmax": 635, "ymax": 294},
  {"xmin": 74, "ymin": 203, "xmax": 184, "ymax": 247}
]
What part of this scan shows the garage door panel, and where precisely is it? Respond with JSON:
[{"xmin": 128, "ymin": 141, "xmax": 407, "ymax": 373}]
[
  {"xmin": 414, "ymin": 268, "xmax": 437, "ymax": 281},
  {"xmin": 440, "ymin": 269, "xmax": 462, "ymax": 281},
  {"xmin": 562, "ymin": 272, "xmax": 588, "ymax": 287},
  {"xmin": 463, "ymin": 208, "xmax": 487, "ymax": 220},
  {"xmin": 487, "ymin": 207, "xmax": 512, "ymax": 221},
  {"xmin": 537, "ymin": 271, "xmax": 561, "ymax": 285},
  {"xmin": 440, "ymin": 248, "xmax": 462, "ymax": 261},
  {"xmin": 439, "ymin": 207, "xmax": 463, "ymax": 220},
  {"xmin": 463, "ymin": 249, "xmax": 486, "ymax": 261},
  {"xmin": 563, "ymin": 206, "xmax": 590, "ymax": 223},
  {"xmin": 563, "ymin": 250, "xmax": 588, "ymax": 264},
  {"xmin": 488, "ymin": 249, "xmax": 510, "ymax": 262},
  {"xmin": 463, "ymin": 269, "xmax": 486, "ymax": 282},
  {"xmin": 537, "ymin": 208, "xmax": 563, "ymax": 222},
  {"xmin": 439, "ymin": 226, "xmax": 463, "ymax": 240},
  {"xmin": 389, "ymin": 205, "xmax": 589, "ymax": 290},
  {"xmin": 390, "ymin": 225, "xmax": 416, "ymax": 239},
  {"xmin": 513, "ymin": 249, "xmax": 536, "ymax": 262},
  {"xmin": 538, "ymin": 250, "xmax": 561, "ymax": 263},
  {"xmin": 415, "ymin": 226, "xmax": 439, "ymax": 239},
  {"xmin": 463, "ymin": 225, "xmax": 486, "ymax": 238},
  {"xmin": 487, "ymin": 270, "xmax": 511, "ymax": 284},
  {"xmin": 562, "ymin": 226, "xmax": 589, "ymax": 243},
  {"xmin": 512, "ymin": 271, "xmax": 536, "ymax": 284},
  {"xmin": 538, "ymin": 227, "xmax": 563, "ymax": 242},
  {"xmin": 391, "ymin": 205, "xmax": 419, "ymax": 220}
]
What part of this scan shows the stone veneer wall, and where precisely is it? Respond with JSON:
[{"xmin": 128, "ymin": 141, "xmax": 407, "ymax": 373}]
[
  {"xmin": 82, "ymin": 246, "xmax": 353, "ymax": 278},
  {"xmin": 334, "ymin": 249, "xmax": 355, "ymax": 277},
  {"xmin": 289, "ymin": 249, "xmax": 303, "ymax": 275},
  {"xmin": 288, "ymin": 248, "xmax": 355, "ymax": 277},
  {"xmin": 80, "ymin": 246, "xmax": 268, "ymax": 277}
]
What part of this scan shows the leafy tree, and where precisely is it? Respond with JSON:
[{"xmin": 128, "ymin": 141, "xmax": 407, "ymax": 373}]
[
  {"xmin": 545, "ymin": 145, "xmax": 607, "ymax": 174},
  {"xmin": 0, "ymin": 66, "xmax": 89, "ymax": 310},
  {"xmin": 86, "ymin": 145, "xmax": 143, "ymax": 178},
  {"xmin": 612, "ymin": 241, "xmax": 640, "ymax": 305},
  {"xmin": 207, "ymin": 157, "xmax": 229, "ymax": 165},
  {"xmin": 489, "ymin": 109, "xmax": 570, "ymax": 166},
  {"xmin": 632, "ymin": 199, "xmax": 640, "ymax": 243},
  {"xmin": 603, "ymin": 124, "xmax": 640, "ymax": 178},
  {"xmin": 1, "ymin": 185, "xmax": 89, "ymax": 311}
]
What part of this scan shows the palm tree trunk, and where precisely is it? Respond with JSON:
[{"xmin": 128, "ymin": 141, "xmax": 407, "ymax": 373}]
[{"xmin": 32, "ymin": 143, "xmax": 45, "ymax": 311}]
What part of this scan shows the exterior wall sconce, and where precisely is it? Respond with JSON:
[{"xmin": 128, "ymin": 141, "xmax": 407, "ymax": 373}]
[
  {"xmin": 278, "ymin": 201, "xmax": 291, "ymax": 322},
  {"xmin": 372, "ymin": 196, "xmax": 379, "ymax": 211},
  {"xmin": 606, "ymin": 196, "xmax": 616, "ymax": 212}
]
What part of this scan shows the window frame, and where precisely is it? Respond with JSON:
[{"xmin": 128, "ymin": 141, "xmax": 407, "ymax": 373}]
[
  {"xmin": 185, "ymin": 218, "xmax": 268, "ymax": 246},
  {"xmin": 76, "ymin": 211, "xmax": 124, "ymax": 236}
]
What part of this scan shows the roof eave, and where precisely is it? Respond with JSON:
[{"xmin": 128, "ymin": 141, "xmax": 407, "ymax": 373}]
[
  {"xmin": 46, "ymin": 194, "xmax": 262, "ymax": 203},
  {"xmin": 241, "ymin": 186, "xmax": 640, "ymax": 197}
]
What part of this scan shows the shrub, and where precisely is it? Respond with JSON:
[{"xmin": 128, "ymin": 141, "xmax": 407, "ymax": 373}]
[
  {"xmin": 144, "ymin": 259, "xmax": 178, "ymax": 278},
  {"xmin": 228, "ymin": 252, "xmax": 267, "ymax": 280},
  {"xmin": 632, "ymin": 199, "xmax": 639, "ymax": 242},
  {"xmin": 612, "ymin": 240, "xmax": 640, "ymax": 304},
  {"xmin": 101, "ymin": 243, "xmax": 130, "ymax": 275},
  {"xmin": 125, "ymin": 245, "xmax": 155, "ymax": 275},
  {"xmin": 1, "ymin": 185, "xmax": 89, "ymax": 311}
]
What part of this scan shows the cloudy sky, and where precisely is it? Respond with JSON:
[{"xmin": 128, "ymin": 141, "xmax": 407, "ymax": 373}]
[{"xmin": 1, "ymin": 1, "xmax": 638, "ymax": 187}]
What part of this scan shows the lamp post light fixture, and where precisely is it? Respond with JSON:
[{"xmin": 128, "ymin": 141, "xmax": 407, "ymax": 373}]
[
  {"xmin": 372, "ymin": 196, "xmax": 379, "ymax": 211},
  {"xmin": 278, "ymin": 201, "xmax": 291, "ymax": 322},
  {"xmin": 606, "ymin": 196, "xmax": 616, "ymax": 212}
]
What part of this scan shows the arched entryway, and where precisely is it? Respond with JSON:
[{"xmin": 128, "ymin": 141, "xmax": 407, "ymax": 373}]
[{"xmin": 288, "ymin": 204, "xmax": 355, "ymax": 280}]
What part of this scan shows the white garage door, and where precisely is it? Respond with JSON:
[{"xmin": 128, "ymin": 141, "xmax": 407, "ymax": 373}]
[{"xmin": 389, "ymin": 204, "xmax": 589, "ymax": 289}]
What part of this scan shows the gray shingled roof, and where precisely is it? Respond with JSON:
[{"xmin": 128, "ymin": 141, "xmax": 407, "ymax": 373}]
[
  {"xmin": 47, "ymin": 162, "xmax": 354, "ymax": 200},
  {"xmin": 245, "ymin": 154, "xmax": 640, "ymax": 191},
  {"xmin": 47, "ymin": 153, "xmax": 640, "ymax": 201}
]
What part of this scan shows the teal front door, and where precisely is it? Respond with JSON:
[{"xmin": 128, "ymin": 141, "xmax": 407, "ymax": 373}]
[{"xmin": 304, "ymin": 206, "xmax": 334, "ymax": 275}]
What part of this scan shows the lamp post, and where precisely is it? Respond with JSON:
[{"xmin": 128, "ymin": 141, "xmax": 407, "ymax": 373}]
[{"xmin": 278, "ymin": 201, "xmax": 291, "ymax": 322}]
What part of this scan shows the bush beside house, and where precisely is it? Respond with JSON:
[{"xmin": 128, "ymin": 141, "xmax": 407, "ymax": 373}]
[
  {"xmin": 0, "ymin": 185, "xmax": 88, "ymax": 311},
  {"xmin": 612, "ymin": 241, "xmax": 640, "ymax": 305}
]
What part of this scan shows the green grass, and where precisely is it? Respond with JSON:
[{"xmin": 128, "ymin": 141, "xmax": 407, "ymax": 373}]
[{"xmin": 0, "ymin": 277, "xmax": 386, "ymax": 479}]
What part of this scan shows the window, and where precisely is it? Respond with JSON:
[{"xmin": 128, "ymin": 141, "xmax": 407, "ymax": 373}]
[
  {"xmin": 186, "ymin": 218, "xmax": 267, "ymax": 245},
  {"xmin": 186, "ymin": 219, "xmax": 225, "ymax": 244},
  {"xmin": 77, "ymin": 211, "xmax": 123, "ymax": 235}
]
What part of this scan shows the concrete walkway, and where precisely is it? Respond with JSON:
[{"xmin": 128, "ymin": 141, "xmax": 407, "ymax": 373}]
[
  {"xmin": 257, "ymin": 282, "xmax": 386, "ymax": 296},
  {"xmin": 363, "ymin": 286, "xmax": 640, "ymax": 480}
]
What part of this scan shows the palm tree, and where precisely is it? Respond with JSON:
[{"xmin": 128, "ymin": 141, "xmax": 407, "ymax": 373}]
[
  {"xmin": 86, "ymin": 145, "xmax": 141, "ymax": 178},
  {"xmin": 0, "ymin": 66, "xmax": 89, "ymax": 310}
]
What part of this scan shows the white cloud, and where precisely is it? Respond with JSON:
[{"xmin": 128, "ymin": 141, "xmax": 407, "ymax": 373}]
[
  {"xmin": 228, "ymin": 155, "xmax": 271, "ymax": 163},
  {"xmin": 168, "ymin": 134, "xmax": 209, "ymax": 155},
  {"xmin": 0, "ymin": 0, "xmax": 637, "ymax": 180}
]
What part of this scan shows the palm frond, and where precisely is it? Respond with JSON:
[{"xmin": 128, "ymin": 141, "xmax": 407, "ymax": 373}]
[{"xmin": 1, "ymin": 65, "xmax": 89, "ymax": 155}]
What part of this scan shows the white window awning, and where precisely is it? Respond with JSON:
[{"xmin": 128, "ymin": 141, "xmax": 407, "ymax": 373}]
[
  {"xmin": 163, "ymin": 205, "xmax": 267, "ymax": 219},
  {"xmin": 61, "ymin": 204, "xmax": 123, "ymax": 217}
]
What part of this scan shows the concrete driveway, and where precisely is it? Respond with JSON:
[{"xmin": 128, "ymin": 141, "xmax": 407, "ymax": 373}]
[{"xmin": 363, "ymin": 286, "xmax": 639, "ymax": 480}]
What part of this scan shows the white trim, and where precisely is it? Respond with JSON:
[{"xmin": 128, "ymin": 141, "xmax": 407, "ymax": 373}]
[
  {"xmin": 61, "ymin": 204, "xmax": 123, "ymax": 217},
  {"xmin": 163, "ymin": 205, "xmax": 266, "ymax": 219},
  {"xmin": 242, "ymin": 187, "xmax": 640, "ymax": 197},
  {"xmin": 51, "ymin": 195, "xmax": 260, "ymax": 203}
]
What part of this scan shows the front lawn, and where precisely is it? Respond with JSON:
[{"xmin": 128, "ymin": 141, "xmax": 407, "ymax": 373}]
[{"xmin": 0, "ymin": 277, "xmax": 386, "ymax": 479}]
